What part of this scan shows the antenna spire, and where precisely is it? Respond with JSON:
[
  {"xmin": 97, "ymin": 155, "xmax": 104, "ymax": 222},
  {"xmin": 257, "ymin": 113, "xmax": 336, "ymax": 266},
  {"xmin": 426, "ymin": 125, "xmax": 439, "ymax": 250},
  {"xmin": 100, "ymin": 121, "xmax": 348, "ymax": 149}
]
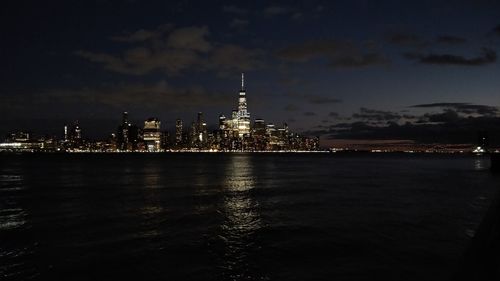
[{"xmin": 241, "ymin": 73, "xmax": 245, "ymax": 91}]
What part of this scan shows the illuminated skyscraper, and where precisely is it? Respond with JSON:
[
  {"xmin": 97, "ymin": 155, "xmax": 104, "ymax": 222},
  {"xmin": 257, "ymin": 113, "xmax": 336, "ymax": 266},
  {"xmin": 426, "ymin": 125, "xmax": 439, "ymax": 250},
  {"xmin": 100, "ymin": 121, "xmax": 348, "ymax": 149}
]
[
  {"xmin": 121, "ymin": 112, "xmax": 129, "ymax": 145},
  {"xmin": 122, "ymin": 111, "xmax": 129, "ymax": 125},
  {"xmin": 64, "ymin": 125, "xmax": 68, "ymax": 142},
  {"xmin": 217, "ymin": 73, "xmax": 252, "ymax": 142},
  {"xmin": 197, "ymin": 112, "xmax": 203, "ymax": 134},
  {"xmin": 143, "ymin": 118, "xmax": 161, "ymax": 152},
  {"xmin": 219, "ymin": 115, "xmax": 226, "ymax": 130},
  {"xmin": 190, "ymin": 121, "xmax": 197, "ymax": 146},
  {"xmin": 196, "ymin": 112, "xmax": 207, "ymax": 144},
  {"xmin": 117, "ymin": 111, "xmax": 137, "ymax": 151},
  {"xmin": 74, "ymin": 123, "xmax": 82, "ymax": 140},
  {"xmin": 175, "ymin": 118, "xmax": 183, "ymax": 145},
  {"xmin": 236, "ymin": 73, "xmax": 251, "ymax": 137},
  {"xmin": 62, "ymin": 121, "xmax": 83, "ymax": 149},
  {"xmin": 253, "ymin": 119, "xmax": 266, "ymax": 136}
]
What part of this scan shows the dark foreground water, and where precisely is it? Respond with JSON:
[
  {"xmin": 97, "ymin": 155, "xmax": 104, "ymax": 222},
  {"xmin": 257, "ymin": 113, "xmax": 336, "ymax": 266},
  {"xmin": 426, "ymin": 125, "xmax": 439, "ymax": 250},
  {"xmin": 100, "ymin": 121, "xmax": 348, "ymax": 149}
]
[{"xmin": 0, "ymin": 153, "xmax": 497, "ymax": 281}]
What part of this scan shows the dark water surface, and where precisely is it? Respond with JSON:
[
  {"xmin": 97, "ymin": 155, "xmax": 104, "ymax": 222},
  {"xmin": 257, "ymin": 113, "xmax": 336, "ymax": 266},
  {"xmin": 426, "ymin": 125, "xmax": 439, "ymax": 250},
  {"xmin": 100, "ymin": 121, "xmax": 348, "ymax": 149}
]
[{"xmin": 0, "ymin": 153, "xmax": 497, "ymax": 280}]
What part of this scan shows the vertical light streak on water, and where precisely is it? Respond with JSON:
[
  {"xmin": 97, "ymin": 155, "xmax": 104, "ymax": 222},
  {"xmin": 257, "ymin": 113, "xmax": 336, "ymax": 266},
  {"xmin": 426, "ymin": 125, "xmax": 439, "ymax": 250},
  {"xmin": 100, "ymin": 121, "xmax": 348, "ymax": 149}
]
[
  {"xmin": 139, "ymin": 162, "xmax": 165, "ymax": 239},
  {"xmin": 0, "ymin": 167, "xmax": 37, "ymax": 280},
  {"xmin": 220, "ymin": 154, "xmax": 264, "ymax": 280},
  {"xmin": 473, "ymin": 156, "xmax": 488, "ymax": 171}
]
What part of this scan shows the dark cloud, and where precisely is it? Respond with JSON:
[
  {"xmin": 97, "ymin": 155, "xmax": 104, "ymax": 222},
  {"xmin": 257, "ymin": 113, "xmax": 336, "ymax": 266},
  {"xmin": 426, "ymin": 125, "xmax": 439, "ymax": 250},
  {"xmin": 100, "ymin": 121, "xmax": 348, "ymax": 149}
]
[
  {"xmin": 304, "ymin": 112, "xmax": 316, "ymax": 116},
  {"xmin": 387, "ymin": 32, "xmax": 467, "ymax": 47},
  {"xmin": 166, "ymin": 26, "xmax": 212, "ymax": 51},
  {"xmin": 111, "ymin": 24, "xmax": 174, "ymax": 42},
  {"xmin": 286, "ymin": 93, "xmax": 342, "ymax": 105},
  {"xmin": 77, "ymin": 25, "xmax": 266, "ymax": 76},
  {"xmin": 308, "ymin": 96, "xmax": 342, "ymax": 104},
  {"xmin": 204, "ymin": 44, "xmax": 266, "ymax": 74},
  {"xmin": 352, "ymin": 107, "xmax": 402, "ymax": 121},
  {"xmin": 329, "ymin": 53, "xmax": 389, "ymax": 68},
  {"xmin": 435, "ymin": 35, "xmax": 467, "ymax": 44},
  {"xmin": 330, "ymin": 123, "xmax": 352, "ymax": 129},
  {"xmin": 385, "ymin": 32, "xmax": 425, "ymax": 47},
  {"xmin": 284, "ymin": 104, "xmax": 300, "ymax": 111},
  {"xmin": 423, "ymin": 109, "xmax": 460, "ymax": 123},
  {"xmin": 411, "ymin": 102, "xmax": 467, "ymax": 108},
  {"xmin": 410, "ymin": 103, "xmax": 498, "ymax": 116},
  {"xmin": 278, "ymin": 40, "xmax": 389, "ymax": 68},
  {"xmin": 306, "ymin": 115, "xmax": 500, "ymax": 145},
  {"xmin": 50, "ymin": 81, "xmax": 231, "ymax": 109},
  {"xmin": 278, "ymin": 40, "xmax": 351, "ymax": 62},
  {"xmin": 303, "ymin": 103, "xmax": 500, "ymax": 145},
  {"xmin": 404, "ymin": 48, "xmax": 496, "ymax": 66},
  {"xmin": 76, "ymin": 26, "xmax": 212, "ymax": 75},
  {"xmin": 111, "ymin": 29, "xmax": 158, "ymax": 42},
  {"xmin": 328, "ymin": 112, "xmax": 339, "ymax": 118}
]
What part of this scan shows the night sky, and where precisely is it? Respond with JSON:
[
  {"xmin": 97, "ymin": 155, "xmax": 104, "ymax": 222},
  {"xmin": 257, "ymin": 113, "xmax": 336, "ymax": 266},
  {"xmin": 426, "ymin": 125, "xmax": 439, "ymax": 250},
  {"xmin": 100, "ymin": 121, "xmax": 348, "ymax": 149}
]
[{"xmin": 1, "ymin": 0, "xmax": 500, "ymax": 146}]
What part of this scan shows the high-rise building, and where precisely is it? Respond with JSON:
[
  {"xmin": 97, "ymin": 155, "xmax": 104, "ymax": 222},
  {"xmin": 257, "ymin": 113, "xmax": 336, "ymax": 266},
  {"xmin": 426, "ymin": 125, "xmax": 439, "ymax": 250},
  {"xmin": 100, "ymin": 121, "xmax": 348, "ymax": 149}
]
[
  {"xmin": 252, "ymin": 118, "xmax": 267, "ymax": 151},
  {"xmin": 73, "ymin": 122, "xmax": 82, "ymax": 141},
  {"xmin": 189, "ymin": 121, "xmax": 197, "ymax": 146},
  {"xmin": 121, "ymin": 112, "xmax": 129, "ymax": 144},
  {"xmin": 117, "ymin": 111, "xmax": 138, "ymax": 151},
  {"xmin": 67, "ymin": 121, "xmax": 82, "ymax": 148},
  {"xmin": 236, "ymin": 73, "xmax": 251, "ymax": 137},
  {"xmin": 64, "ymin": 125, "xmax": 68, "ymax": 142},
  {"xmin": 8, "ymin": 132, "xmax": 30, "ymax": 142},
  {"xmin": 161, "ymin": 131, "xmax": 170, "ymax": 150},
  {"xmin": 175, "ymin": 118, "xmax": 183, "ymax": 146},
  {"xmin": 143, "ymin": 118, "xmax": 161, "ymax": 152},
  {"xmin": 197, "ymin": 112, "xmax": 203, "ymax": 137},
  {"xmin": 253, "ymin": 119, "xmax": 266, "ymax": 136},
  {"xmin": 122, "ymin": 111, "xmax": 129, "ymax": 125},
  {"xmin": 219, "ymin": 115, "xmax": 226, "ymax": 130},
  {"xmin": 196, "ymin": 112, "xmax": 207, "ymax": 145},
  {"xmin": 220, "ymin": 73, "xmax": 251, "ymax": 140}
]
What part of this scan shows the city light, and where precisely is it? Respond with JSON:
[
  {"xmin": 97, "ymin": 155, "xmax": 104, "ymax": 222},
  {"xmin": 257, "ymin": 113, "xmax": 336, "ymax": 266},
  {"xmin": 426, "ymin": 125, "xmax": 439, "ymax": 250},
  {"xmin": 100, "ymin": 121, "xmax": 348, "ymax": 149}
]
[{"xmin": 0, "ymin": 73, "xmax": 320, "ymax": 153}]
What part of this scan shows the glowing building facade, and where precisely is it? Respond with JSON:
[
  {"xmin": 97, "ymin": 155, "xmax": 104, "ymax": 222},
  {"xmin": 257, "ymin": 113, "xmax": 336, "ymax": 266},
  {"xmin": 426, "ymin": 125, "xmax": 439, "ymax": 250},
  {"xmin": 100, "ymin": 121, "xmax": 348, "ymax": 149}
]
[
  {"xmin": 143, "ymin": 118, "xmax": 161, "ymax": 152},
  {"xmin": 223, "ymin": 73, "xmax": 251, "ymax": 138}
]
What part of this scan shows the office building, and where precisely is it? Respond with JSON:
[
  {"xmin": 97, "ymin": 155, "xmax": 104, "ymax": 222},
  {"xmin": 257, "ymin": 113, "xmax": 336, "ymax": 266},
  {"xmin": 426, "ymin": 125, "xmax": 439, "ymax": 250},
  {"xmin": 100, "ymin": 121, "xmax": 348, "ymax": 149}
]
[
  {"xmin": 175, "ymin": 119, "xmax": 183, "ymax": 146},
  {"xmin": 143, "ymin": 118, "xmax": 161, "ymax": 152}
]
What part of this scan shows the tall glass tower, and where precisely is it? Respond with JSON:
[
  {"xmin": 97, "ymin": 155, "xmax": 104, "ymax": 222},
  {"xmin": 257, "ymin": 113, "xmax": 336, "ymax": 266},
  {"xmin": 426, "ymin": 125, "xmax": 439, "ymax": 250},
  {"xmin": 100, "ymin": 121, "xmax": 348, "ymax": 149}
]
[{"xmin": 236, "ymin": 73, "xmax": 251, "ymax": 137}]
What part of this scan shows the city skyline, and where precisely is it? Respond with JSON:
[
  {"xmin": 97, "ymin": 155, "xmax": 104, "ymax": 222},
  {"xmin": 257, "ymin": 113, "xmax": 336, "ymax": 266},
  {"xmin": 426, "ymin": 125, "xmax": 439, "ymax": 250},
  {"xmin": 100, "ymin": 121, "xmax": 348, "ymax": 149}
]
[
  {"xmin": 2, "ymin": 3, "xmax": 500, "ymax": 280},
  {"xmin": 1, "ymin": 1, "xmax": 500, "ymax": 146},
  {"xmin": 1, "ymin": 73, "xmax": 321, "ymax": 152}
]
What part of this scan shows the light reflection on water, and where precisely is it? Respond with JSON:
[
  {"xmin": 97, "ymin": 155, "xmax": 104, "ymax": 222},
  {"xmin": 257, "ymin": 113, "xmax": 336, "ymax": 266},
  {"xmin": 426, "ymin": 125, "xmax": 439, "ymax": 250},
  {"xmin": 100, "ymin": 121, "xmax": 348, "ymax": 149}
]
[
  {"xmin": 0, "ymin": 167, "xmax": 27, "ymax": 231},
  {"xmin": 473, "ymin": 157, "xmax": 488, "ymax": 171},
  {"xmin": 0, "ymin": 208, "xmax": 27, "ymax": 230},
  {"xmin": 220, "ymin": 154, "xmax": 265, "ymax": 280},
  {"xmin": 0, "ymin": 154, "xmax": 498, "ymax": 281},
  {"xmin": 0, "ymin": 167, "xmax": 35, "ymax": 280},
  {"xmin": 139, "ymin": 163, "xmax": 165, "ymax": 239},
  {"xmin": 142, "ymin": 162, "xmax": 162, "ymax": 189}
]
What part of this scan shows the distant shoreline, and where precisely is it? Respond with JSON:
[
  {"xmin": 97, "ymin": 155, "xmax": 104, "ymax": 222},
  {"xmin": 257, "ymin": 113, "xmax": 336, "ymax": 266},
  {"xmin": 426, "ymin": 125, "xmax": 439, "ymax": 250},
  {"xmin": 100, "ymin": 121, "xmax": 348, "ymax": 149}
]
[{"xmin": 0, "ymin": 150, "xmax": 496, "ymax": 155}]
